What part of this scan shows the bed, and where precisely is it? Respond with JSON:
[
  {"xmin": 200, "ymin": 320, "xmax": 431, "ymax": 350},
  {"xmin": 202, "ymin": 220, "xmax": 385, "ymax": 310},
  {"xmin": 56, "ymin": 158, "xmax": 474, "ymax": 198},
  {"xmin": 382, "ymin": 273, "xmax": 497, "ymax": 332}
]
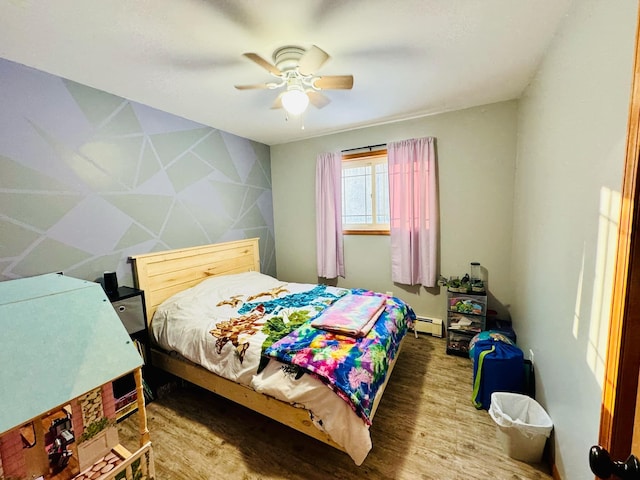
[{"xmin": 130, "ymin": 238, "xmax": 414, "ymax": 465}]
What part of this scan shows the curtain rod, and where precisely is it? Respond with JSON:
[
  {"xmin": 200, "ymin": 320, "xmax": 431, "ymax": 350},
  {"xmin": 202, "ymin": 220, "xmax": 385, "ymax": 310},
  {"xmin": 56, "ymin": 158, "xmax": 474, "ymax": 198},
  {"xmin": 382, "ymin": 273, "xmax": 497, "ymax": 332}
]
[{"xmin": 341, "ymin": 143, "xmax": 387, "ymax": 153}]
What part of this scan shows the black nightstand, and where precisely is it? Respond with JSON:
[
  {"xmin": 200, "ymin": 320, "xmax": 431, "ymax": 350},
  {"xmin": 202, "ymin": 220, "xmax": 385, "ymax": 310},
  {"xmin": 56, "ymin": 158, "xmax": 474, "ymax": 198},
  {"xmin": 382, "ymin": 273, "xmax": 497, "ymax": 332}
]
[{"xmin": 108, "ymin": 286, "xmax": 153, "ymax": 420}]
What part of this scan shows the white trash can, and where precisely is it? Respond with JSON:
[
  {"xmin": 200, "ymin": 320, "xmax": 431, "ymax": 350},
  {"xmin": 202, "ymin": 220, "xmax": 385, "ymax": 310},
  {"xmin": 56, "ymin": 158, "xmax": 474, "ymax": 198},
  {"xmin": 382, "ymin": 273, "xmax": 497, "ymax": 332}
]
[{"xmin": 488, "ymin": 392, "xmax": 553, "ymax": 463}]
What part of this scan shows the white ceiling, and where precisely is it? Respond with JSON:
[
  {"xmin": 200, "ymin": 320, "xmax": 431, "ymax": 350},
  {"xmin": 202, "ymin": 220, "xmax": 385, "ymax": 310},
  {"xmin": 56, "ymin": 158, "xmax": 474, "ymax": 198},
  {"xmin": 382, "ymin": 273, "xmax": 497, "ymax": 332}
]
[{"xmin": 0, "ymin": 0, "xmax": 573, "ymax": 146}]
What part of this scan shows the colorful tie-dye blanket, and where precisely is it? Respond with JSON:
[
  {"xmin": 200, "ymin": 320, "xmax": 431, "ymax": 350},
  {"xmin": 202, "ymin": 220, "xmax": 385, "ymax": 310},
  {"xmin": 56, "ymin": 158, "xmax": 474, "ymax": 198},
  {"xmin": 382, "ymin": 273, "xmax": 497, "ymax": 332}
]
[{"xmin": 264, "ymin": 289, "xmax": 415, "ymax": 424}]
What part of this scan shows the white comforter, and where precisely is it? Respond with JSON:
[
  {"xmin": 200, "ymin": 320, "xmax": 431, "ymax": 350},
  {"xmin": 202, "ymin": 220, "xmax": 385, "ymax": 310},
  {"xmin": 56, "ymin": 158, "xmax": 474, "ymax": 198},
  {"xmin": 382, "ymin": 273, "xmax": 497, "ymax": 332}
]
[{"xmin": 150, "ymin": 271, "xmax": 372, "ymax": 465}]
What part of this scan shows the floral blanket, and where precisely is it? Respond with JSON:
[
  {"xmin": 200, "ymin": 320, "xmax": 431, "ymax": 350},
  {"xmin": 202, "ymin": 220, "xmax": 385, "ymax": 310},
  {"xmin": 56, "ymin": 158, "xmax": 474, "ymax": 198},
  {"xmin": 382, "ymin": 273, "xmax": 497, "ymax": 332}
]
[{"xmin": 263, "ymin": 289, "xmax": 415, "ymax": 424}]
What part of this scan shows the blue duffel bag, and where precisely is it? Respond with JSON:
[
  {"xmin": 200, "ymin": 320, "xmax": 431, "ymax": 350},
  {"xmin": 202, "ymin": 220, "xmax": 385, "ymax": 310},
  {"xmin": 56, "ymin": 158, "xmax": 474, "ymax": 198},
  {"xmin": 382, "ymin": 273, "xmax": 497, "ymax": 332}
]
[{"xmin": 469, "ymin": 331, "xmax": 524, "ymax": 410}]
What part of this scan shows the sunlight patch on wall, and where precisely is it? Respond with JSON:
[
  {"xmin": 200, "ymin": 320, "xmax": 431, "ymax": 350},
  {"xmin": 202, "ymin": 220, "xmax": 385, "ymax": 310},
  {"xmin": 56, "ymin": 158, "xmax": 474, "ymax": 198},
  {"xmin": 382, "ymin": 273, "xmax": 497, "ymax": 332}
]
[
  {"xmin": 586, "ymin": 186, "xmax": 620, "ymax": 388},
  {"xmin": 572, "ymin": 245, "xmax": 585, "ymax": 339}
]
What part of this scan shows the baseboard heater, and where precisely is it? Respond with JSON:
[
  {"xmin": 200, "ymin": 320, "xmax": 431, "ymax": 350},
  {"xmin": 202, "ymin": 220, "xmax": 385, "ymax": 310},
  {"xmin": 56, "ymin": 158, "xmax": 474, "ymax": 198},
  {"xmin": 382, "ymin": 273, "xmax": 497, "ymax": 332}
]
[{"xmin": 413, "ymin": 316, "xmax": 443, "ymax": 338}]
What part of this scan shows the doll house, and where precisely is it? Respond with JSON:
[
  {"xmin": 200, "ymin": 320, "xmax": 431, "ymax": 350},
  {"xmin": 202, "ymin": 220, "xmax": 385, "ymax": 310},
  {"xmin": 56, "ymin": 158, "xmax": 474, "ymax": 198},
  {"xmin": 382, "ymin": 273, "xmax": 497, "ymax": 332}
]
[{"xmin": 0, "ymin": 273, "xmax": 154, "ymax": 480}]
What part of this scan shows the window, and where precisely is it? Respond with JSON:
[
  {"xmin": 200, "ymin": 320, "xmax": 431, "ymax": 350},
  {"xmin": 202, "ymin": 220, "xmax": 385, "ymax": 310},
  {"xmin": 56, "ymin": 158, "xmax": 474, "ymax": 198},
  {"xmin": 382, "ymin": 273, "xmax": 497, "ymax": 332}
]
[{"xmin": 342, "ymin": 150, "xmax": 390, "ymax": 234}]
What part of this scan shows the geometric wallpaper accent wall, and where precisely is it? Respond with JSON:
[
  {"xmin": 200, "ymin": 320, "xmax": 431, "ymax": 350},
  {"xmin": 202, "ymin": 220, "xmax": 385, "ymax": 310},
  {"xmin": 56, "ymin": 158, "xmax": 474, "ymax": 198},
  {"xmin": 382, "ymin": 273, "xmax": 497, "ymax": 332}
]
[{"xmin": 0, "ymin": 58, "xmax": 275, "ymax": 286}]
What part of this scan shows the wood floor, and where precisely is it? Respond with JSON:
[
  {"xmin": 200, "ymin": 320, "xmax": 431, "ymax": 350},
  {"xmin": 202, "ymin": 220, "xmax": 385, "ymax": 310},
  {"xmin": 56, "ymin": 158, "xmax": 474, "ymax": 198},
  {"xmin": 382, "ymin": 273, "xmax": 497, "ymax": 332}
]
[{"xmin": 117, "ymin": 334, "xmax": 553, "ymax": 480}]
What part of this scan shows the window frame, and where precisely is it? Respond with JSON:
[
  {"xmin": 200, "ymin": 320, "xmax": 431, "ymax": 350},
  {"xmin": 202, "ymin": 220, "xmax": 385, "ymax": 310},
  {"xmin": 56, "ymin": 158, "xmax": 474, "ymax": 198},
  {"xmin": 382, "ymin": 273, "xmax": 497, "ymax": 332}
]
[{"xmin": 341, "ymin": 149, "xmax": 390, "ymax": 235}]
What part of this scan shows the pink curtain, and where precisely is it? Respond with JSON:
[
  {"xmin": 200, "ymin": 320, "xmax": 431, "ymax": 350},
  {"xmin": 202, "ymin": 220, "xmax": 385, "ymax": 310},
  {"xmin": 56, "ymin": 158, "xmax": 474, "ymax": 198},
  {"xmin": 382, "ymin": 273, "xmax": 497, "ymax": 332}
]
[
  {"xmin": 388, "ymin": 137, "xmax": 438, "ymax": 287},
  {"xmin": 316, "ymin": 151, "xmax": 344, "ymax": 278}
]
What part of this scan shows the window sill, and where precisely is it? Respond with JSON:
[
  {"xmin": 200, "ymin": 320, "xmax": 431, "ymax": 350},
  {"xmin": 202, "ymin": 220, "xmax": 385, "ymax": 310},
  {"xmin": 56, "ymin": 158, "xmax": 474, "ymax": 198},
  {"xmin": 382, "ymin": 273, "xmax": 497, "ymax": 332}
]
[{"xmin": 343, "ymin": 230, "xmax": 390, "ymax": 236}]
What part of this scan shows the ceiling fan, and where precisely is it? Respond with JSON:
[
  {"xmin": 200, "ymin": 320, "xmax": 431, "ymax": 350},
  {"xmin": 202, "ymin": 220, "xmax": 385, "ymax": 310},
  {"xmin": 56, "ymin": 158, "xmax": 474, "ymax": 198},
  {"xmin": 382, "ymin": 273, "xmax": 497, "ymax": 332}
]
[{"xmin": 234, "ymin": 45, "xmax": 354, "ymax": 116}]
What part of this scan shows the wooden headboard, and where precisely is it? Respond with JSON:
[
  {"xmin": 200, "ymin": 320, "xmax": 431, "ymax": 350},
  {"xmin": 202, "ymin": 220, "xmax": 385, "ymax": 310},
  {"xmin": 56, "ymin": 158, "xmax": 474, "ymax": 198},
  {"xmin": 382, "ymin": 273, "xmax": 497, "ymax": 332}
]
[{"xmin": 129, "ymin": 237, "xmax": 260, "ymax": 323}]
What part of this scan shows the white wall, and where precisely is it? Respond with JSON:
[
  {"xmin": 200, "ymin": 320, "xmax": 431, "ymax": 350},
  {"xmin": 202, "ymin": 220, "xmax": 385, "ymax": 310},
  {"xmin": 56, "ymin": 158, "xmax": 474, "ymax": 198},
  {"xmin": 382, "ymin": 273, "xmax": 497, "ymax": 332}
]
[
  {"xmin": 271, "ymin": 101, "xmax": 517, "ymax": 323},
  {"xmin": 272, "ymin": 4, "xmax": 637, "ymax": 477},
  {"xmin": 512, "ymin": 1, "xmax": 637, "ymax": 478}
]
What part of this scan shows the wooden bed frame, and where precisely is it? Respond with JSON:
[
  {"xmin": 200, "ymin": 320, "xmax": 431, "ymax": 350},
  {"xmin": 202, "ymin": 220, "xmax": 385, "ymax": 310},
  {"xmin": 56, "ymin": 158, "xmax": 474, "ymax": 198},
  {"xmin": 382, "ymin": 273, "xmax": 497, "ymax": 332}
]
[{"xmin": 130, "ymin": 237, "xmax": 403, "ymax": 454}]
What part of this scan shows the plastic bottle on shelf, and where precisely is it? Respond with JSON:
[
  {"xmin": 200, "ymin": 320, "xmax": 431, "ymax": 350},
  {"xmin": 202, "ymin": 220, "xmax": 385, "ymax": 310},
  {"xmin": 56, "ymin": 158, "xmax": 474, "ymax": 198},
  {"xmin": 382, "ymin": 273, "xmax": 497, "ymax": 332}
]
[{"xmin": 470, "ymin": 262, "xmax": 486, "ymax": 293}]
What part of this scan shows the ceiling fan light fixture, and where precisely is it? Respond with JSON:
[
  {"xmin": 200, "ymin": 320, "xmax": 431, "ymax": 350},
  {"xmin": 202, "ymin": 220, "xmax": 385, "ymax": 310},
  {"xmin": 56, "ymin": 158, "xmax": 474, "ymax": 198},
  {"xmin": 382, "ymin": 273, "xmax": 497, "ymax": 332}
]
[
  {"xmin": 236, "ymin": 44, "xmax": 353, "ymax": 118},
  {"xmin": 281, "ymin": 86, "xmax": 309, "ymax": 115}
]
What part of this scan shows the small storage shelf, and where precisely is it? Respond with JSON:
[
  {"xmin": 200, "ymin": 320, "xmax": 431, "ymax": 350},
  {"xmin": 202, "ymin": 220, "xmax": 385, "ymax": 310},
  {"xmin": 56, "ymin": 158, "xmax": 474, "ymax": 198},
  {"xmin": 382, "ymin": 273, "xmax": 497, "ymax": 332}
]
[{"xmin": 446, "ymin": 290, "xmax": 487, "ymax": 357}]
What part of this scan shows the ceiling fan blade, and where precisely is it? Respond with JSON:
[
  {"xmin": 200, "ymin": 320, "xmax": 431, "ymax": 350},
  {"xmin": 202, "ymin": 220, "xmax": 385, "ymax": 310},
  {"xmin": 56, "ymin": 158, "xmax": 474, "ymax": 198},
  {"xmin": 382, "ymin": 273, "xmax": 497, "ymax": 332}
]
[
  {"xmin": 307, "ymin": 90, "xmax": 331, "ymax": 109},
  {"xmin": 243, "ymin": 52, "xmax": 282, "ymax": 76},
  {"xmin": 271, "ymin": 92, "xmax": 284, "ymax": 109},
  {"xmin": 235, "ymin": 83, "xmax": 274, "ymax": 90},
  {"xmin": 313, "ymin": 75, "xmax": 354, "ymax": 90},
  {"xmin": 298, "ymin": 45, "xmax": 330, "ymax": 76}
]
